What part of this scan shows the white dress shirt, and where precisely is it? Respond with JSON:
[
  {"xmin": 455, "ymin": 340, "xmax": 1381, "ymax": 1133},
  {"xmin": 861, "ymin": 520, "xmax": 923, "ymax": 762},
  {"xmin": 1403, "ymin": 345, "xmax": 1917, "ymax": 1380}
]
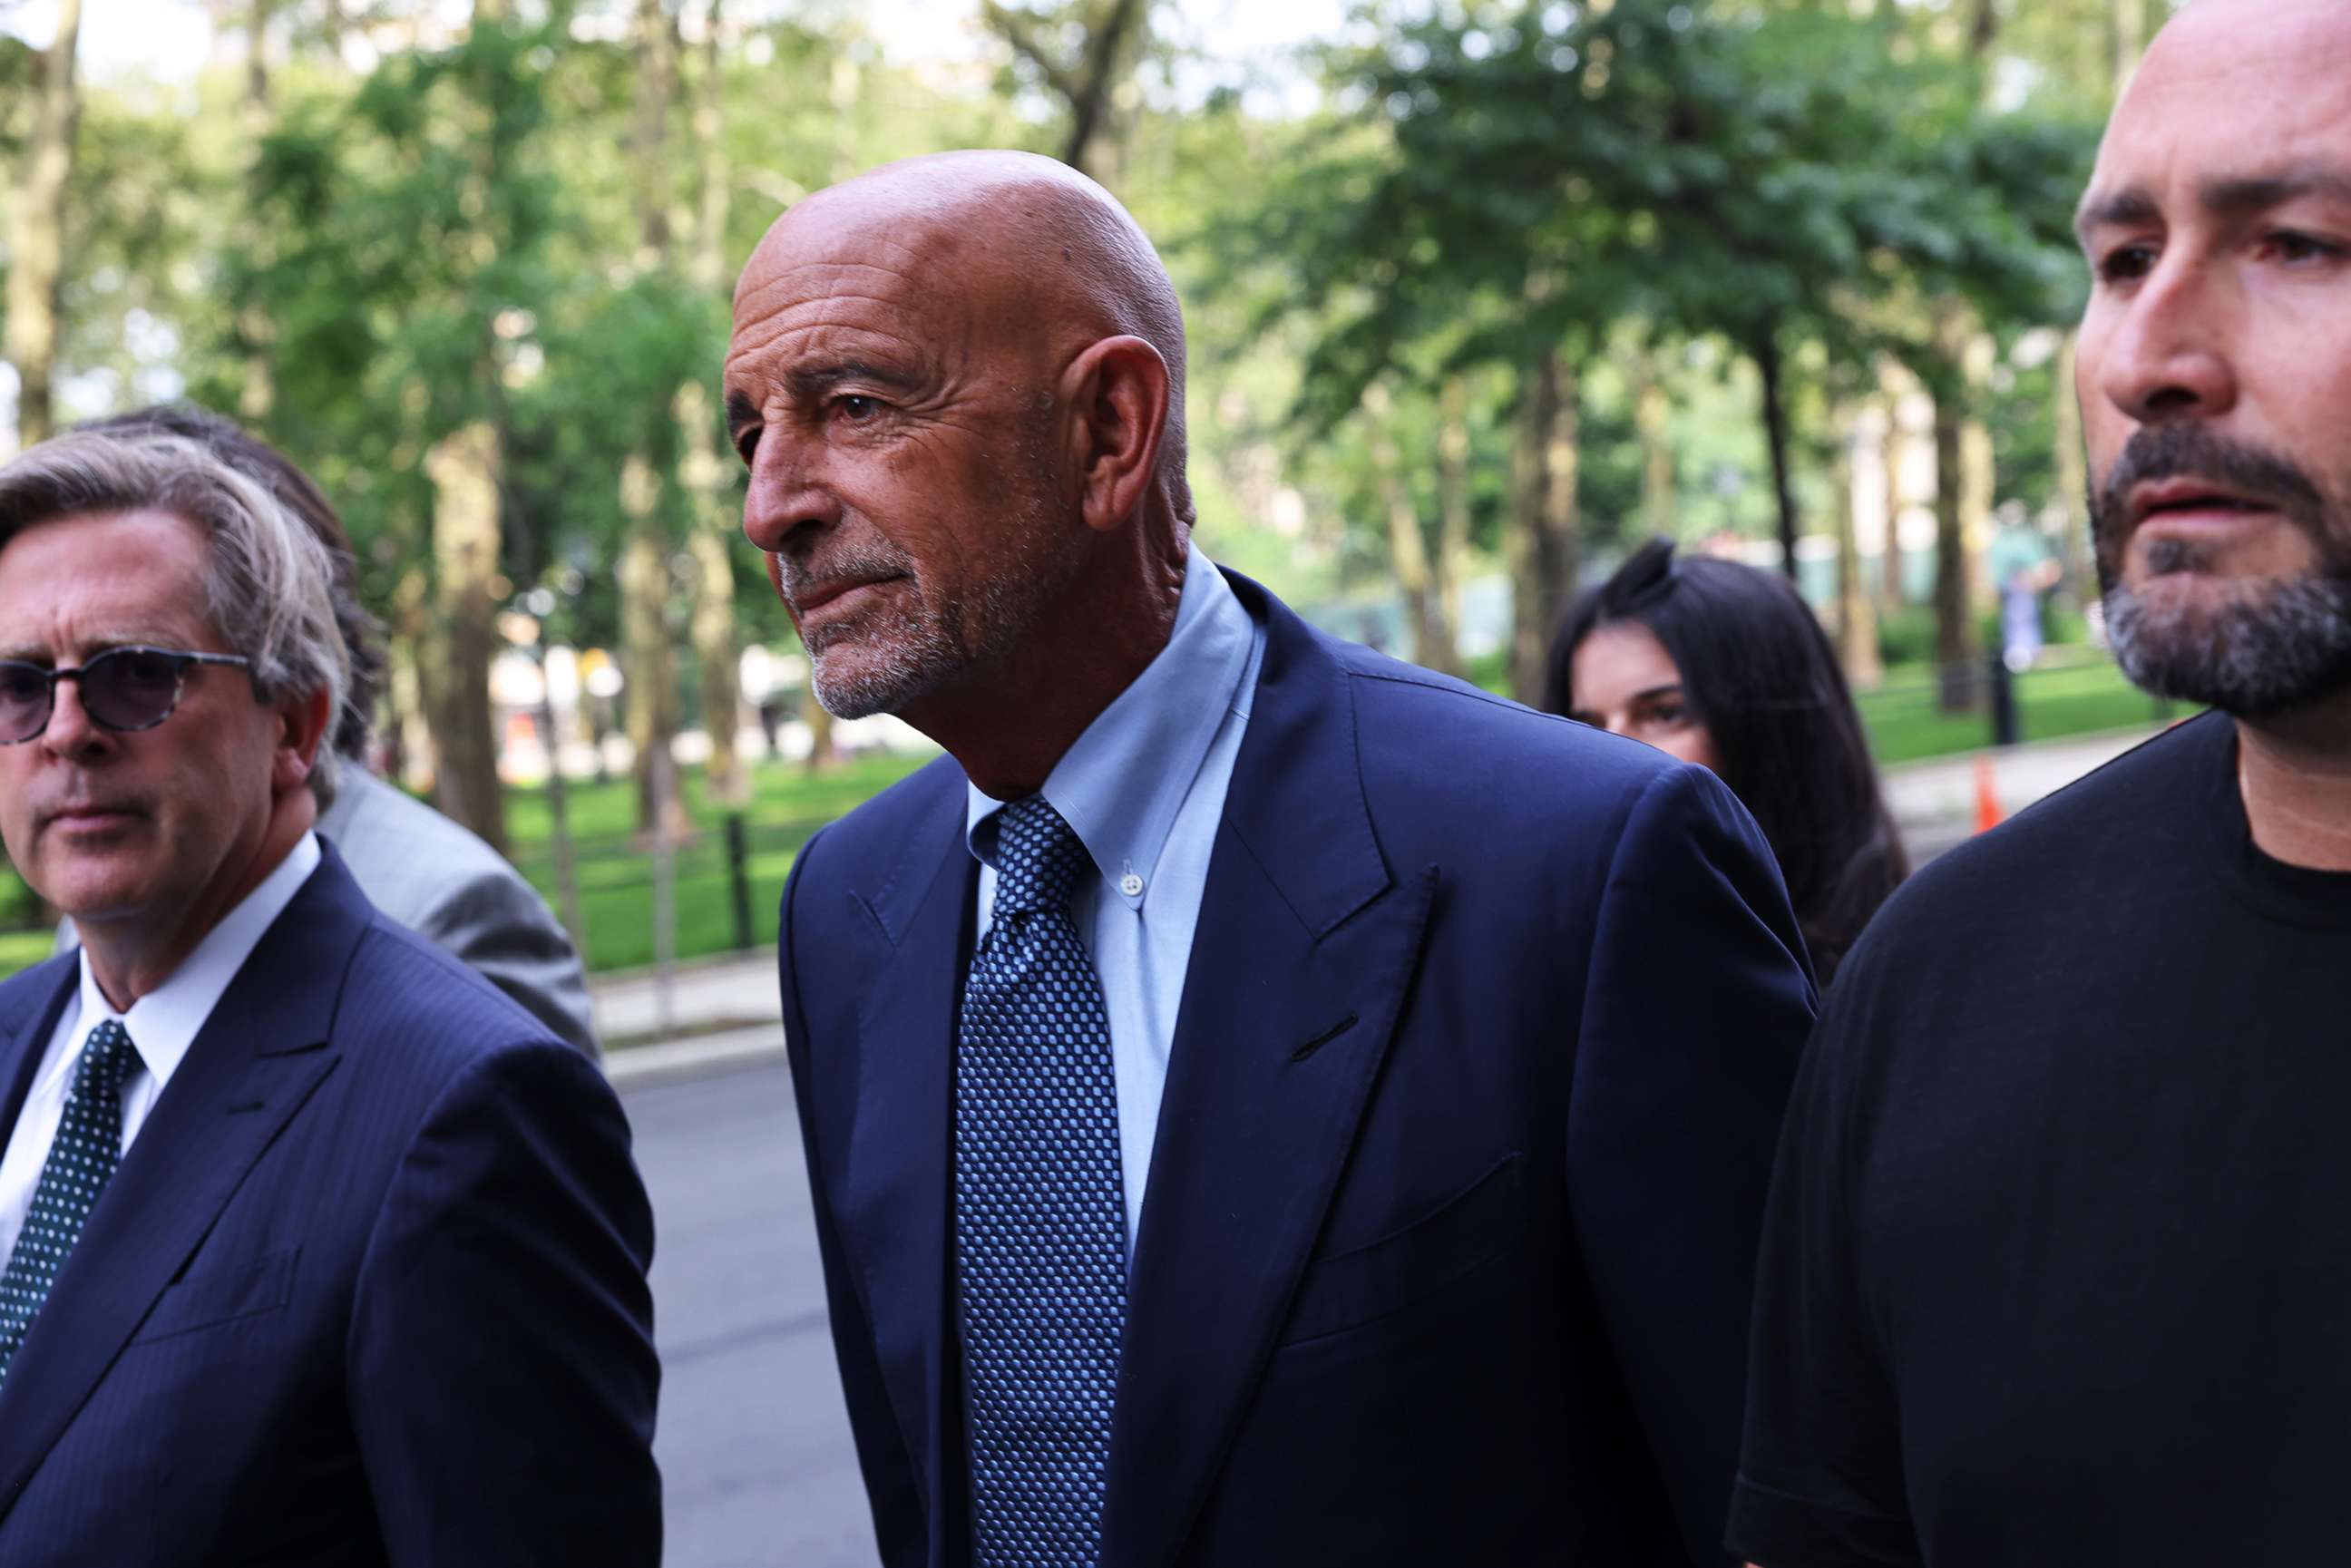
[
  {"xmin": 0, "ymin": 832, "xmax": 322, "ymax": 1268},
  {"xmin": 966, "ymin": 549, "xmax": 1266, "ymax": 1253}
]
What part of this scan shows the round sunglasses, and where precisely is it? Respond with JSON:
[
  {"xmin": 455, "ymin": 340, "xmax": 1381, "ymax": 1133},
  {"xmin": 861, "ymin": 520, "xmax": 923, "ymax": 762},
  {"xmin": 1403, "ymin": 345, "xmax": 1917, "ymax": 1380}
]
[{"xmin": 0, "ymin": 646, "xmax": 253, "ymax": 745}]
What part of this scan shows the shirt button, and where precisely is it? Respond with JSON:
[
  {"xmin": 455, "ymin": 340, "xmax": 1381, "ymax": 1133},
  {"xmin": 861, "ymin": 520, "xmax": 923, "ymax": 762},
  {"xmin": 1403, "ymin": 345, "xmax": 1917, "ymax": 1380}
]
[{"xmin": 1119, "ymin": 872, "xmax": 1145, "ymax": 899}]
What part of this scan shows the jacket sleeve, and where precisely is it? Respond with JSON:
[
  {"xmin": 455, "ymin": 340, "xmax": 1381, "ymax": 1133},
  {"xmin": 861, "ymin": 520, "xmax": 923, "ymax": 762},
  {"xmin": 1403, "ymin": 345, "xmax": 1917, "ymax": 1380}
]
[
  {"xmin": 782, "ymin": 827, "xmax": 929, "ymax": 1568},
  {"xmin": 347, "ymin": 1037, "xmax": 661, "ymax": 1566},
  {"xmin": 1568, "ymin": 762, "xmax": 1817, "ymax": 1566},
  {"xmin": 410, "ymin": 868, "xmax": 602, "ymax": 1058}
]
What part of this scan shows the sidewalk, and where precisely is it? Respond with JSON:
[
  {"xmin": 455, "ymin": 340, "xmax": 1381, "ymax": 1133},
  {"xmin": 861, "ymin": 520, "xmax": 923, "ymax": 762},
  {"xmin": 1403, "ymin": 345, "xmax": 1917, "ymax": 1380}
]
[
  {"xmin": 1881, "ymin": 723, "xmax": 2168, "ymax": 862},
  {"xmin": 593, "ymin": 723, "xmax": 2177, "ymax": 1077},
  {"xmin": 593, "ymin": 950, "xmax": 784, "ymax": 1083}
]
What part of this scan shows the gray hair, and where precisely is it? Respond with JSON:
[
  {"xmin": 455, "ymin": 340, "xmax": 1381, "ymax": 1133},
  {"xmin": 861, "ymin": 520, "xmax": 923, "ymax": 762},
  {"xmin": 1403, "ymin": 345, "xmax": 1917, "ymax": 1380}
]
[{"xmin": 0, "ymin": 427, "xmax": 351, "ymax": 807}]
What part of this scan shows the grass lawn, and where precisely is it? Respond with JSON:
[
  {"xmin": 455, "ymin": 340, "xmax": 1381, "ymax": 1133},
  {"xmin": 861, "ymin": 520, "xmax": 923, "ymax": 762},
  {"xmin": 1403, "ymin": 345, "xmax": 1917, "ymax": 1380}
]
[
  {"xmin": 501, "ymin": 749, "xmax": 936, "ymax": 973},
  {"xmin": 0, "ymin": 749, "xmax": 940, "ymax": 984},
  {"xmin": 1855, "ymin": 653, "xmax": 2177, "ymax": 766}
]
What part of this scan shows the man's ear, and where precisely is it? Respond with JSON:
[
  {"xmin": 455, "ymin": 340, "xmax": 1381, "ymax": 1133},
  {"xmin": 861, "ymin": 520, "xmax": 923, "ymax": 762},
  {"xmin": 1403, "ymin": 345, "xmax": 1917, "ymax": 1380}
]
[
  {"xmin": 1062, "ymin": 335, "xmax": 1171, "ymax": 535},
  {"xmin": 270, "ymin": 685, "xmax": 337, "ymax": 798}
]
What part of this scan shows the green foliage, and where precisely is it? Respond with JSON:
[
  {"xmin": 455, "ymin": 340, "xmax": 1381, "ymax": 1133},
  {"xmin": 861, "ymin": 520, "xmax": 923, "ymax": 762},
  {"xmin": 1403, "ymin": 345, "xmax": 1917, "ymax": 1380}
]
[
  {"xmin": 0, "ymin": 0, "xmax": 2163, "ymax": 883},
  {"xmin": 1217, "ymin": 0, "xmax": 2100, "ymax": 589}
]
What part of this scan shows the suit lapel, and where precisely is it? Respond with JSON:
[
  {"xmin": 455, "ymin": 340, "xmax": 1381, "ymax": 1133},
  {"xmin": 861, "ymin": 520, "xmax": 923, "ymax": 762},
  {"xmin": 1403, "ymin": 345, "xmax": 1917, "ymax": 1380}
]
[
  {"xmin": 834, "ymin": 782, "xmax": 977, "ymax": 1535},
  {"xmin": 1103, "ymin": 580, "xmax": 1441, "ymax": 1568},
  {"xmin": 0, "ymin": 852, "xmax": 363, "ymax": 1520}
]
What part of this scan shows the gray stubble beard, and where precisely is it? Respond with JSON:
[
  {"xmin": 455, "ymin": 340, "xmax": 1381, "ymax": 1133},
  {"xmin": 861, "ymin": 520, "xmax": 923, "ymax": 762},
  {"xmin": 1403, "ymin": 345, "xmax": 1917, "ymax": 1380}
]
[
  {"xmin": 803, "ymin": 433, "xmax": 1078, "ymax": 722},
  {"xmin": 2090, "ymin": 423, "xmax": 2351, "ymax": 719},
  {"xmin": 2104, "ymin": 560, "xmax": 2351, "ymax": 718}
]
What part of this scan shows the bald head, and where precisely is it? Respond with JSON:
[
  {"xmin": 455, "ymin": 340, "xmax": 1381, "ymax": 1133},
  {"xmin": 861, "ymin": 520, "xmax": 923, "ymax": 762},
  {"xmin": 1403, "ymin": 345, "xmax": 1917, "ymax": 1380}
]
[
  {"xmin": 2132, "ymin": 0, "xmax": 2351, "ymax": 86},
  {"xmin": 735, "ymin": 151, "xmax": 1191, "ymax": 523},
  {"xmin": 726, "ymin": 151, "xmax": 1200, "ymax": 754}
]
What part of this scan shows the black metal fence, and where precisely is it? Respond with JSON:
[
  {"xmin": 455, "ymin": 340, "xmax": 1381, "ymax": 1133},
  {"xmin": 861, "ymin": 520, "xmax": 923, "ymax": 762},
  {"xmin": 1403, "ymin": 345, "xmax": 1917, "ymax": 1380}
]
[{"xmin": 1854, "ymin": 645, "xmax": 2181, "ymax": 764}]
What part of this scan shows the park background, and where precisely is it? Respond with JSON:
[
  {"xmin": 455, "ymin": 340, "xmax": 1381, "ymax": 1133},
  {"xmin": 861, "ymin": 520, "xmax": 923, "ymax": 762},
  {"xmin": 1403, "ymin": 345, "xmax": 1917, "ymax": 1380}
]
[{"xmin": 0, "ymin": 0, "xmax": 2181, "ymax": 999}]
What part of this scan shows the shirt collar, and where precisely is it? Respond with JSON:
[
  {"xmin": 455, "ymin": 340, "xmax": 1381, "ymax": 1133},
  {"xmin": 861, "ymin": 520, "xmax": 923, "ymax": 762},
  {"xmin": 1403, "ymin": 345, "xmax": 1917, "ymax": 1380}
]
[
  {"xmin": 73, "ymin": 831, "xmax": 323, "ymax": 1087},
  {"xmin": 966, "ymin": 548, "xmax": 1255, "ymax": 911}
]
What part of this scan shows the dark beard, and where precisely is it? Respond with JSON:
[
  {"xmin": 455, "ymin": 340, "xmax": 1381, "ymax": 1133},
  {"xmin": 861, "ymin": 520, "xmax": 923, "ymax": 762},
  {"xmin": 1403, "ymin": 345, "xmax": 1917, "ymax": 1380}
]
[{"xmin": 2090, "ymin": 424, "xmax": 2351, "ymax": 717}]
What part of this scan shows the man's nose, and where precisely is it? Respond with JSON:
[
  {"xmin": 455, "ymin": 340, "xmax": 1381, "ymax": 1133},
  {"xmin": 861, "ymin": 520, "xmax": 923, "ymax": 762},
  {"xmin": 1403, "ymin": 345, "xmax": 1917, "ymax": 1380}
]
[
  {"xmin": 39, "ymin": 676, "xmax": 111, "ymax": 762},
  {"xmin": 2098, "ymin": 255, "xmax": 2241, "ymax": 426},
  {"xmin": 741, "ymin": 435, "xmax": 845, "ymax": 556}
]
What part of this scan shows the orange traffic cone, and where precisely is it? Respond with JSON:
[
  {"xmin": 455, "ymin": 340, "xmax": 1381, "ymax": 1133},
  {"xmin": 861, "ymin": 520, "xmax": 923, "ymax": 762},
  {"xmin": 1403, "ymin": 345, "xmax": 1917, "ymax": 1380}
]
[{"xmin": 1973, "ymin": 755, "xmax": 2005, "ymax": 834}]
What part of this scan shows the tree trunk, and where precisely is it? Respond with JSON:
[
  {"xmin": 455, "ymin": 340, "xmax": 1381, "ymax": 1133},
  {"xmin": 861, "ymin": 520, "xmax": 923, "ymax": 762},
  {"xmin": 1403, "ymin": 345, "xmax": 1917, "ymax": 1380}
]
[
  {"xmin": 983, "ymin": 0, "xmax": 1147, "ymax": 183},
  {"xmin": 1967, "ymin": 0, "xmax": 2001, "ymax": 58},
  {"xmin": 1636, "ymin": 360, "xmax": 1674, "ymax": 541},
  {"xmin": 238, "ymin": 0, "xmax": 279, "ymax": 422},
  {"xmin": 424, "ymin": 424, "xmax": 509, "ymax": 854},
  {"xmin": 685, "ymin": 485, "xmax": 745, "ymax": 804},
  {"xmin": 1961, "ymin": 333, "xmax": 1998, "ymax": 611},
  {"xmin": 1435, "ymin": 392, "xmax": 1472, "ymax": 677},
  {"xmin": 2053, "ymin": 332, "xmax": 2094, "ymax": 592},
  {"xmin": 1930, "ymin": 391, "xmax": 1977, "ymax": 710},
  {"xmin": 1542, "ymin": 356, "xmax": 1580, "ymax": 636},
  {"xmin": 1508, "ymin": 347, "xmax": 1577, "ymax": 704},
  {"xmin": 1833, "ymin": 405, "xmax": 1882, "ymax": 690},
  {"xmin": 630, "ymin": 0, "xmax": 678, "ymax": 267},
  {"xmin": 828, "ymin": 42, "xmax": 861, "ymax": 182},
  {"xmin": 800, "ymin": 682, "xmax": 837, "ymax": 773},
  {"xmin": 1062, "ymin": 0, "xmax": 1147, "ymax": 179},
  {"xmin": 2112, "ymin": 0, "xmax": 2150, "ymax": 98},
  {"xmin": 1754, "ymin": 332, "xmax": 1802, "ymax": 582},
  {"xmin": 1878, "ymin": 359, "xmax": 1916, "ymax": 607},
  {"xmin": 1429, "ymin": 375, "xmax": 1474, "ymax": 678},
  {"xmin": 1878, "ymin": 400, "xmax": 1909, "ymax": 608},
  {"xmin": 619, "ymin": 0, "xmax": 690, "ymax": 835},
  {"xmin": 6, "ymin": 0, "xmax": 83, "ymax": 450},
  {"xmin": 691, "ymin": 0, "xmax": 729, "ymax": 294},
  {"xmin": 678, "ymin": 9, "xmax": 746, "ymax": 805},
  {"xmin": 619, "ymin": 457, "xmax": 692, "ymax": 840},
  {"xmin": 1364, "ymin": 382, "xmax": 1447, "ymax": 673}
]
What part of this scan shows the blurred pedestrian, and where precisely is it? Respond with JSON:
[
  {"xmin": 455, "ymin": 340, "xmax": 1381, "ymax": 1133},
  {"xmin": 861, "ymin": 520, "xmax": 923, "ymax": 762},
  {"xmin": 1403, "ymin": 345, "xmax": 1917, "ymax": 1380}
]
[
  {"xmin": 735, "ymin": 150, "xmax": 1813, "ymax": 1568},
  {"xmin": 1547, "ymin": 537, "xmax": 1907, "ymax": 985},
  {"xmin": 1988, "ymin": 506, "xmax": 2062, "ymax": 671},
  {"xmin": 1732, "ymin": 3, "xmax": 2351, "ymax": 1563},
  {"xmin": 53, "ymin": 405, "xmax": 599, "ymax": 1056}
]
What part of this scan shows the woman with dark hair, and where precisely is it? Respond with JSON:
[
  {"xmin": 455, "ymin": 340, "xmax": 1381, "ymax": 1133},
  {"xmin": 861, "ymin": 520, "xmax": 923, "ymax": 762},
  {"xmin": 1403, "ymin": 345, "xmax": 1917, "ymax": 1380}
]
[{"xmin": 1544, "ymin": 537, "xmax": 1907, "ymax": 984}]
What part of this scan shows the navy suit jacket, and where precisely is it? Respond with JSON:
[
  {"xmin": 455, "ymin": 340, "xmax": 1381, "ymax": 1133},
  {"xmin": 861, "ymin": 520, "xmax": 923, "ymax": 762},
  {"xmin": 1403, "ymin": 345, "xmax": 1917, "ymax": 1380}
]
[
  {"xmin": 781, "ymin": 573, "xmax": 1814, "ymax": 1568},
  {"xmin": 0, "ymin": 843, "xmax": 659, "ymax": 1566}
]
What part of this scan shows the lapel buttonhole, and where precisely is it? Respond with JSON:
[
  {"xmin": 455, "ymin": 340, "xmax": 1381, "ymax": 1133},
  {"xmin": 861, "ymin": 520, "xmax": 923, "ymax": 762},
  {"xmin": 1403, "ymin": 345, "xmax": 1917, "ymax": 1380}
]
[{"xmin": 1291, "ymin": 1013, "xmax": 1360, "ymax": 1063}]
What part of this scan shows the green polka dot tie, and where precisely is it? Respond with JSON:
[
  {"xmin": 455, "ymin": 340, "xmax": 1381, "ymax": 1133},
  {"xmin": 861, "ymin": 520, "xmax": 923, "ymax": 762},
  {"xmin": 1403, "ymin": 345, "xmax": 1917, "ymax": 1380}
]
[
  {"xmin": 0, "ymin": 1018, "xmax": 139, "ymax": 1387},
  {"xmin": 956, "ymin": 796, "xmax": 1128, "ymax": 1567}
]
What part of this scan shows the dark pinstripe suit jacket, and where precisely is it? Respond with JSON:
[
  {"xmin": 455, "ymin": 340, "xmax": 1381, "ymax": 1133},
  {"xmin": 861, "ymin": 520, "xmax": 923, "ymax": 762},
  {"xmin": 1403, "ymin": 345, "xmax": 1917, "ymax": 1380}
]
[{"xmin": 0, "ymin": 843, "xmax": 659, "ymax": 1566}]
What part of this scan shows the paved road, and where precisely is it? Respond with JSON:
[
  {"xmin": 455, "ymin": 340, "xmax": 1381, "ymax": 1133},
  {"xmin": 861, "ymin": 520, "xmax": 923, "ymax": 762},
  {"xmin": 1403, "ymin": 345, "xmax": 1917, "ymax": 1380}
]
[{"xmin": 624, "ymin": 1060, "xmax": 878, "ymax": 1568}]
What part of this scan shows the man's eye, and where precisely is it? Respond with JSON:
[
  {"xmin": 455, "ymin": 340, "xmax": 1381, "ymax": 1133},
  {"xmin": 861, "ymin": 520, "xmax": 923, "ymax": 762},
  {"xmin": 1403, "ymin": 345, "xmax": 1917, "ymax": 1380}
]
[
  {"xmin": 732, "ymin": 429, "xmax": 757, "ymax": 466},
  {"xmin": 2095, "ymin": 243, "xmax": 2157, "ymax": 284},
  {"xmin": 2263, "ymin": 230, "xmax": 2340, "ymax": 266},
  {"xmin": 834, "ymin": 394, "xmax": 883, "ymax": 423}
]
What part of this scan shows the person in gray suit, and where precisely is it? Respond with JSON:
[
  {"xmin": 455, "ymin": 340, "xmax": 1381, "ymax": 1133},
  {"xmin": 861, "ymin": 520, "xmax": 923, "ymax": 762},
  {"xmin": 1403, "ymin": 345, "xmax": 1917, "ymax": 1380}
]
[{"xmin": 57, "ymin": 406, "xmax": 599, "ymax": 1056}]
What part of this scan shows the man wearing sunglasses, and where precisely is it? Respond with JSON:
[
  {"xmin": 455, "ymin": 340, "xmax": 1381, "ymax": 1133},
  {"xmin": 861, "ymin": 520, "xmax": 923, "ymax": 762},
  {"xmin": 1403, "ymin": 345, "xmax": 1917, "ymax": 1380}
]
[
  {"xmin": 53, "ymin": 404, "xmax": 600, "ymax": 1058},
  {"xmin": 0, "ymin": 427, "xmax": 660, "ymax": 1563}
]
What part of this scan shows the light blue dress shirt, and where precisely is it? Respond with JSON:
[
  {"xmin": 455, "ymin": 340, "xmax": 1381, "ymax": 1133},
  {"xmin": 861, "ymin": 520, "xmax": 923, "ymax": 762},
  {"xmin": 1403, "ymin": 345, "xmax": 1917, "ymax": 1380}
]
[{"xmin": 966, "ymin": 547, "xmax": 1266, "ymax": 1255}]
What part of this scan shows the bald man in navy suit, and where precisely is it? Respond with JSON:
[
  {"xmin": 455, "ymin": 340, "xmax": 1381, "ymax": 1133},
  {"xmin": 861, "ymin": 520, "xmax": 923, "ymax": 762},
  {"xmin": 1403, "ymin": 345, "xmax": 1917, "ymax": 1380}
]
[{"xmin": 732, "ymin": 151, "xmax": 1814, "ymax": 1568}]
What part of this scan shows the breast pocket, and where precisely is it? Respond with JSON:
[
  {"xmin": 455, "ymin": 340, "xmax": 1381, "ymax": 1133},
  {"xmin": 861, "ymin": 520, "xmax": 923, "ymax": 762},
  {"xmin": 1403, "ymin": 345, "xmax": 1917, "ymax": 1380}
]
[
  {"xmin": 130, "ymin": 1247, "xmax": 300, "ymax": 1345},
  {"xmin": 1281, "ymin": 1154, "xmax": 1525, "ymax": 1345}
]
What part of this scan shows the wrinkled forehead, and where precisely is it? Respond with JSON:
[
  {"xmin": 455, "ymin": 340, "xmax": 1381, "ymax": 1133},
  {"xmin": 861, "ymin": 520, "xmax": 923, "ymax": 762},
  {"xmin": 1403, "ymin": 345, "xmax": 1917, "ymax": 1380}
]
[
  {"xmin": 2089, "ymin": 9, "xmax": 2351, "ymax": 204},
  {"xmin": 727, "ymin": 203, "xmax": 1012, "ymax": 388}
]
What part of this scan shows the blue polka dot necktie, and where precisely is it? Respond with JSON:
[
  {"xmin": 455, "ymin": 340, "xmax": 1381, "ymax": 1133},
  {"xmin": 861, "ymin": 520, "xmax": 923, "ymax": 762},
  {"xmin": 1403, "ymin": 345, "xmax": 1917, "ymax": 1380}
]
[
  {"xmin": 956, "ymin": 795, "xmax": 1129, "ymax": 1567},
  {"xmin": 0, "ymin": 1018, "xmax": 139, "ymax": 1388}
]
